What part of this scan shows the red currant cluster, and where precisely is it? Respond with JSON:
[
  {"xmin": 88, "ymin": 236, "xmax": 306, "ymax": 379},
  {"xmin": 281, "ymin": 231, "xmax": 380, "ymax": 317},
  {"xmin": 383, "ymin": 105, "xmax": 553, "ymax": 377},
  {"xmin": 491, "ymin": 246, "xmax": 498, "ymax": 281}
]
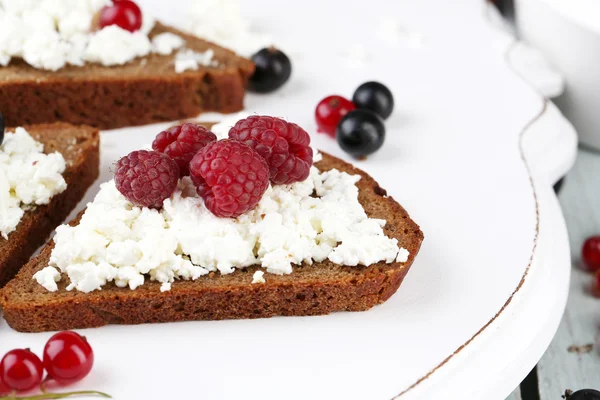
[
  {"xmin": 582, "ymin": 237, "xmax": 600, "ymax": 295},
  {"xmin": 98, "ymin": 0, "xmax": 143, "ymax": 33},
  {"xmin": 115, "ymin": 117, "xmax": 313, "ymax": 218},
  {"xmin": 0, "ymin": 331, "xmax": 107, "ymax": 399},
  {"xmin": 315, "ymin": 81, "xmax": 394, "ymax": 159}
]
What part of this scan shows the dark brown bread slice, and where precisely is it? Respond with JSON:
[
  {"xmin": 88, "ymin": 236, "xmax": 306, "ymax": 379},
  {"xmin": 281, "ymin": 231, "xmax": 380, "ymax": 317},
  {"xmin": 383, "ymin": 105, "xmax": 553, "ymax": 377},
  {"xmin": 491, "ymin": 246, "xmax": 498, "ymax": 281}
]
[
  {"xmin": 0, "ymin": 152, "xmax": 423, "ymax": 332},
  {"xmin": 0, "ymin": 123, "xmax": 100, "ymax": 289},
  {"xmin": 0, "ymin": 23, "xmax": 254, "ymax": 130}
]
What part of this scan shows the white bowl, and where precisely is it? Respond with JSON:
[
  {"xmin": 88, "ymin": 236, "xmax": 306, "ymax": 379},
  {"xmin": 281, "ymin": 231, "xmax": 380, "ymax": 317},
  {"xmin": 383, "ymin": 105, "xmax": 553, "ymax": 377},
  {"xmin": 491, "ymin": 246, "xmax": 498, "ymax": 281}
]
[{"xmin": 515, "ymin": 0, "xmax": 600, "ymax": 150}]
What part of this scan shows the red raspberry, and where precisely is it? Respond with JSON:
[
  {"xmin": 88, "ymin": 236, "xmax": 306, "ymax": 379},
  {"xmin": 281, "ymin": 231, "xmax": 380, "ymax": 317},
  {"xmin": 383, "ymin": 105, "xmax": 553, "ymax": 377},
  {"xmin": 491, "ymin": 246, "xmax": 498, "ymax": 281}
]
[
  {"xmin": 115, "ymin": 150, "xmax": 179, "ymax": 209},
  {"xmin": 152, "ymin": 123, "xmax": 216, "ymax": 177},
  {"xmin": 228, "ymin": 116, "xmax": 313, "ymax": 185},
  {"xmin": 189, "ymin": 140, "xmax": 269, "ymax": 218}
]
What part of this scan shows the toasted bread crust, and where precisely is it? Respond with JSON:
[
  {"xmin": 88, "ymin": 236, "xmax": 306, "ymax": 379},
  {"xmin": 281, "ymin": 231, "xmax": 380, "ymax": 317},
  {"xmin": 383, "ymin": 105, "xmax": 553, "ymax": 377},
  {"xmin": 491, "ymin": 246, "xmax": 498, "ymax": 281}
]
[
  {"xmin": 0, "ymin": 152, "xmax": 423, "ymax": 332},
  {"xmin": 0, "ymin": 24, "xmax": 254, "ymax": 130},
  {"xmin": 0, "ymin": 123, "xmax": 100, "ymax": 288}
]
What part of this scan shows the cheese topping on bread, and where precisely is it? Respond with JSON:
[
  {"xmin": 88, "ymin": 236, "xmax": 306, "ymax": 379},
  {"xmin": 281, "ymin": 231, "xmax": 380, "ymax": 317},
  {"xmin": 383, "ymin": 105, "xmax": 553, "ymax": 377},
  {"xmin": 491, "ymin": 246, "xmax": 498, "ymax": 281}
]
[
  {"xmin": 0, "ymin": 127, "xmax": 67, "ymax": 239},
  {"xmin": 0, "ymin": 0, "xmax": 193, "ymax": 71},
  {"xmin": 34, "ymin": 161, "xmax": 408, "ymax": 293}
]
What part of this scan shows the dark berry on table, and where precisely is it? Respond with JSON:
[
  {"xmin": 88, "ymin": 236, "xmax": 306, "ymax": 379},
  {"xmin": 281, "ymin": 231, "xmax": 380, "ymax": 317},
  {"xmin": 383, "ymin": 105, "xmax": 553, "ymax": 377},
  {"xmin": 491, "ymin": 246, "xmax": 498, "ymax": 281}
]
[
  {"xmin": 315, "ymin": 95, "xmax": 356, "ymax": 138},
  {"xmin": 43, "ymin": 331, "xmax": 94, "ymax": 385},
  {"xmin": 248, "ymin": 47, "xmax": 292, "ymax": 93},
  {"xmin": 0, "ymin": 112, "xmax": 4, "ymax": 147},
  {"xmin": 582, "ymin": 236, "xmax": 600, "ymax": 272},
  {"xmin": 0, "ymin": 349, "xmax": 44, "ymax": 392},
  {"xmin": 189, "ymin": 140, "xmax": 270, "ymax": 218},
  {"xmin": 99, "ymin": 0, "xmax": 143, "ymax": 32},
  {"xmin": 229, "ymin": 115, "xmax": 313, "ymax": 185},
  {"xmin": 114, "ymin": 150, "xmax": 179, "ymax": 209},
  {"xmin": 152, "ymin": 123, "xmax": 216, "ymax": 177},
  {"xmin": 352, "ymin": 81, "xmax": 394, "ymax": 120},
  {"xmin": 336, "ymin": 109, "xmax": 385, "ymax": 158},
  {"xmin": 567, "ymin": 389, "xmax": 600, "ymax": 400}
]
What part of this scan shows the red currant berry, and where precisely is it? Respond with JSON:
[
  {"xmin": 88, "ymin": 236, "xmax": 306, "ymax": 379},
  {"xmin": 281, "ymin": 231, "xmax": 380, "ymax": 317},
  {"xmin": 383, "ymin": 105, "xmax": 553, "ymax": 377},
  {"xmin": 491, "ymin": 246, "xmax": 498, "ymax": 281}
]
[
  {"xmin": 99, "ymin": 0, "xmax": 142, "ymax": 32},
  {"xmin": 315, "ymin": 95, "xmax": 356, "ymax": 138},
  {"xmin": 582, "ymin": 236, "xmax": 600, "ymax": 272},
  {"xmin": 0, "ymin": 349, "xmax": 44, "ymax": 392},
  {"xmin": 593, "ymin": 271, "xmax": 600, "ymax": 297},
  {"xmin": 43, "ymin": 331, "xmax": 94, "ymax": 385},
  {"xmin": 0, "ymin": 376, "xmax": 10, "ymax": 395}
]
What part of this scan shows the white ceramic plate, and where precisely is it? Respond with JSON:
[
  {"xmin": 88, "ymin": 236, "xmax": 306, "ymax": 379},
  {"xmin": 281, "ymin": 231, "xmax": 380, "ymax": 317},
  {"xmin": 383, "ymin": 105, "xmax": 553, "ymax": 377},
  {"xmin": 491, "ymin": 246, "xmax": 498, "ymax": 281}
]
[
  {"xmin": 0, "ymin": 1, "xmax": 576, "ymax": 399},
  {"xmin": 516, "ymin": 0, "xmax": 600, "ymax": 149}
]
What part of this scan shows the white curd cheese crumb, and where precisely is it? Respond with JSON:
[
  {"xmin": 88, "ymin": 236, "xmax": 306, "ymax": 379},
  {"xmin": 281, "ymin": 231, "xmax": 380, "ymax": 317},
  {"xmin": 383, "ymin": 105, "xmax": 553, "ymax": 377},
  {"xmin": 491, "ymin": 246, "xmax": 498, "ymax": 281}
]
[
  {"xmin": 252, "ymin": 271, "xmax": 266, "ymax": 284},
  {"xmin": 58, "ymin": 10, "xmax": 94, "ymax": 39},
  {"xmin": 175, "ymin": 49, "xmax": 216, "ymax": 73},
  {"xmin": 0, "ymin": 168, "xmax": 22, "ymax": 240},
  {"xmin": 396, "ymin": 248, "xmax": 410, "ymax": 263},
  {"xmin": 0, "ymin": 127, "xmax": 67, "ymax": 238},
  {"xmin": 174, "ymin": 58, "xmax": 198, "ymax": 73},
  {"xmin": 84, "ymin": 26, "xmax": 151, "ymax": 66},
  {"xmin": 313, "ymin": 149, "xmax": 323, "ymax": 163},
  {"xmin": 22, "ymin": 31, "xmax": 70, "ymax": 71},
  {"xmin": 138, "ymin": 3, "xmax": 156, "ymax": 35},
  {"xmin": 160, "ymin": 282, "xmax": 172, "ymax": 292},
  {"xmin": 33, "ymin": 267, "xmax": 61, "ymax": 292},
  {"xmin": 210, "ymin": 112, "xmax": 251, "ymax": 140},
  {"xmin": 151, "ymin": 33, "xmax": 185, "ymax": 56}
]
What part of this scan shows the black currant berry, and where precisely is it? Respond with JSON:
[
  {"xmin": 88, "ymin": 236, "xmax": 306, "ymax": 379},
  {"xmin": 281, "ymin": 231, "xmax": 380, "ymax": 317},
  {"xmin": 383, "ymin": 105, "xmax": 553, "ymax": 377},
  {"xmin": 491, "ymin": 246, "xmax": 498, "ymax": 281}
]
[
  {"xmin": 352, "ymin": 81, "xmax": 394, "ymax": 120},
  {"xmin": 568, "ymin": 389, "xmax": 600, "ymax": 400},
  {"xmin": 336, "ymin": 110, "xmax": 385, "ymax": 158},
  {"xmin": 248, "ymin": 47, "xmax": 292, "ymax": 93}
]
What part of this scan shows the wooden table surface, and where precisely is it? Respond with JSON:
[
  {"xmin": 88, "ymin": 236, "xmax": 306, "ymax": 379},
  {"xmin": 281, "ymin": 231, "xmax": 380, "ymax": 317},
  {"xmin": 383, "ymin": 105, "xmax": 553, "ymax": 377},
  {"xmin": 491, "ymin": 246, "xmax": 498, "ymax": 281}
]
[{"xmin": 506, "ymin": 147, "xmax": 600, "ymax": 399}]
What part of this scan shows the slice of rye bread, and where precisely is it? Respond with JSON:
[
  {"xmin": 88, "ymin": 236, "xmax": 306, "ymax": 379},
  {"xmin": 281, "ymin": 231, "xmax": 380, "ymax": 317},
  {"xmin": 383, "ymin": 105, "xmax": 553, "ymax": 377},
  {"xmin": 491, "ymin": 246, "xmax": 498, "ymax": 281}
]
[
  {"xmin": 0, "ymin": 23, "xmax": 255, "ymax": 130},
  {"xmin": 0, "ymin": 123, "xmax": 99, "ymax": 289},
  {"xmin": 0, "ymin": 152, "xmax": 423, "ymax": 333}
]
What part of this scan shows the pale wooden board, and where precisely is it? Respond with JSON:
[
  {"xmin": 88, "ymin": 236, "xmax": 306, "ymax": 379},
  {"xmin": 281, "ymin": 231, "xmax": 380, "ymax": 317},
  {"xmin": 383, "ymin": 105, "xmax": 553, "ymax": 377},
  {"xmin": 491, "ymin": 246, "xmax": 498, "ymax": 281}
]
[{"xmin": 536, "ymin": 148, "xmax": 600, "ymax": 399}]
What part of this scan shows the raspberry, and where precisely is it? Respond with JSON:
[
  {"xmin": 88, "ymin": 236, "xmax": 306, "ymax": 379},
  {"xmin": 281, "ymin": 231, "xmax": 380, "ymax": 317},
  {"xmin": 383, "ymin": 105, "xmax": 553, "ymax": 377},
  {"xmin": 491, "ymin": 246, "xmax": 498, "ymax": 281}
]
[
  {"xmin": 152, "ymin": 123, "xmax": 216, "ymax": 177},
  {"xmin": 189, "ymin": 140, "xmax": 269, "ymax": 218},
  {"xmin": 228, "ymin": 116, "xmax": 313, "ymax": 185},
  {"xmin": 114, "ymin": 150, "xmax": 179, "ymax": 209}
]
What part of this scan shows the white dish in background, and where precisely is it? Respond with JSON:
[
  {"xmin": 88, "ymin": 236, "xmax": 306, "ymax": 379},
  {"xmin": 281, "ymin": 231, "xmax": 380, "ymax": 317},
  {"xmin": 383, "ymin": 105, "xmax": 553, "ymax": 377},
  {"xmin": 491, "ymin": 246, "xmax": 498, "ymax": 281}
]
[
  {"xmin": 516, "ymin": 0, "xmax": 600, "ymax": 150},
  {"xmin": 0, "ymin": 1, "xmax": 577, "ymax": 399}
]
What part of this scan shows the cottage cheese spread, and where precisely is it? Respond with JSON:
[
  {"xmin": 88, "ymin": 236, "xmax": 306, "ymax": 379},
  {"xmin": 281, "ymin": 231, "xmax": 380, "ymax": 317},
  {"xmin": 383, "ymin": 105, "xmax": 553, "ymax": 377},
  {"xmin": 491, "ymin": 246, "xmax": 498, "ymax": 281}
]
[
  {"xmin": 0, "ymin": 127, "xmax": 67, "ymax": 239},
  {"xmin": 252, "ymin": 270, "xmax": 265, "ymax": 284},
  {"xmin": 185, "ymin": 0, "xmax": 272, "ymax": 57},
  {"xmin": 174, "ymin": 49, "xmax": 217, "ymax": 73},
  {"xmin": 0, "ymin": 0, "xmax": 185, "ymax": 71},
  {"xmin": 35, "ymin": 159, "xmax": 407, "ymax": 293},
  {"xmin": 152, "ymin": 32, "xmax": 185, "ymax": 56}
]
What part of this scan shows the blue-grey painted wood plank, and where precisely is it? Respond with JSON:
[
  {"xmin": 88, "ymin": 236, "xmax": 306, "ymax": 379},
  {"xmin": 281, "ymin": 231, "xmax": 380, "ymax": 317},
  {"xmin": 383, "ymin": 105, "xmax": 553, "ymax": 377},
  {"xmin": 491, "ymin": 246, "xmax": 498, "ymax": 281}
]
[
  {"xmin": 506, "ymin": 387, "xmax": 522, "ymax": 400},
  {"xmin": 537, "ymin": 148, "xmax": 600, "ymax": 400}
]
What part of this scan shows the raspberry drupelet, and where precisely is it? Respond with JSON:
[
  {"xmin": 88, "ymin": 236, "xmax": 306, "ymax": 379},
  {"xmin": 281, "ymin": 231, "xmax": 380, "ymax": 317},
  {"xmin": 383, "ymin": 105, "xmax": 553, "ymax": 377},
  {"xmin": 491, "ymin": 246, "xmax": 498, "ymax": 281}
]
[
  {"xmin": 152, "ymin": 123, "xmax": 216, "ymax": 177},
  {"xmin": 228, "ymin": 115, "xmax": 313, "ymax": 185},
  {"xmin": 189, "ymin": 140, "xmax": 270, "ymax": 218},
  {"xmin": 114, "ymin": 150, "xmax": 179, "ymax": 209}
]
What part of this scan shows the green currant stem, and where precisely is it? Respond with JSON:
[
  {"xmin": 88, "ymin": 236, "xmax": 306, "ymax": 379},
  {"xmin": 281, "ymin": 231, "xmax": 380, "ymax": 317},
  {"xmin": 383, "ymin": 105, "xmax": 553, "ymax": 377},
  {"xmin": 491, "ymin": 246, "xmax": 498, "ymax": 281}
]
[{"xmin": 0, "ymin": 390, "xmax": 111, "ymax": 399}]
